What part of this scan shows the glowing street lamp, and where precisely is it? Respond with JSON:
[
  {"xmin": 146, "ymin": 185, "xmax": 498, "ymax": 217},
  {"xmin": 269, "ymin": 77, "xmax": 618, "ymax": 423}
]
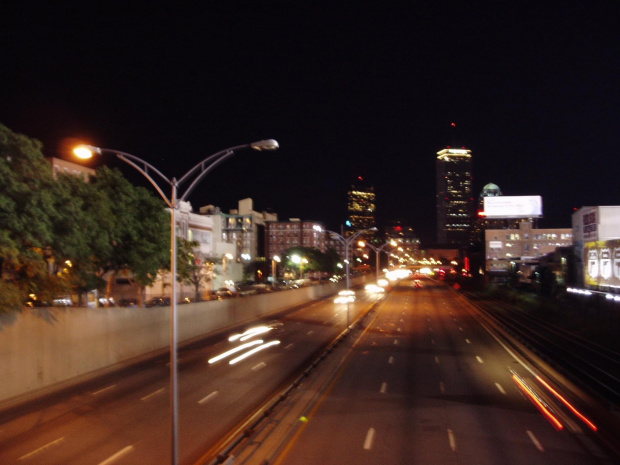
[{"xmin": 74, "ymin": 139, "xmax": 278, "ymax": 465}]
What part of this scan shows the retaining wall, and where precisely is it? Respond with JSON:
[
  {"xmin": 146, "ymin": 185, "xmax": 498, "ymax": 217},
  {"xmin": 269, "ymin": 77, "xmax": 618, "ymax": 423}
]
[{"xmin": 0, "ymin": 278, "xmax": 368, "ymax": 408}]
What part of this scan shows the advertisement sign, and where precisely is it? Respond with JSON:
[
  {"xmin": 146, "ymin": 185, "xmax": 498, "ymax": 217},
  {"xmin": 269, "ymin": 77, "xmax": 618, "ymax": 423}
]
[
  {"xmin": 483, "ymin": 196, "xmax": 542, "ymax": 218},
  {"xmin": 584, "ymin": 239, "xmax": 620, "ymax": 289}
]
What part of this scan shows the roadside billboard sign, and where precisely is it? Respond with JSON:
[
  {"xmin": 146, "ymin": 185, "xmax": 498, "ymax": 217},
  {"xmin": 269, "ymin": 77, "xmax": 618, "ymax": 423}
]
[{"xmin": 483, "ymin": 196, "xmax": 543, "ymax": 218}]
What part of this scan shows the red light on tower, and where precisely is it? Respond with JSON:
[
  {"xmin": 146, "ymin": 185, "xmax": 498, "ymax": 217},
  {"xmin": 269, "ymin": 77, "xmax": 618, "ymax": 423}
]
[{"xmin": 451, "ymin": 122, "xmax": 456, "ymax": 127}]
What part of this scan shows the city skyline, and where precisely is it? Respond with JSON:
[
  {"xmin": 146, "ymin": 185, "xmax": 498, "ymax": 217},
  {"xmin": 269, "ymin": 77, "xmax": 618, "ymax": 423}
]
[{"xmin": 3, "ymin": 3, "xmax": 619, "ymax": 245}]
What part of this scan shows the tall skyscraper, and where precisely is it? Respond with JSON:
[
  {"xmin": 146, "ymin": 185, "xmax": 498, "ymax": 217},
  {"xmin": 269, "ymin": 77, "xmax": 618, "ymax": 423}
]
[
  {"xmin": 346, "ymin": 177, "xmax": 376, "ymax": 236},
  {"xmin": 436, "ymin": 147, "xmax": 474, "ymax": 245}
]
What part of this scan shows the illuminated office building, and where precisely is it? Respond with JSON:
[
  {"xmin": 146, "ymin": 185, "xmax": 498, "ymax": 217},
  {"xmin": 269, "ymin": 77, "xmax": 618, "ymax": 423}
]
[
  {"xmin": 346, "ymin": 177, "xmax": 376, "ymax": 236},
  {"xmin": 436, "ymin": 147, "xmax": 474, "ymax": 245}
]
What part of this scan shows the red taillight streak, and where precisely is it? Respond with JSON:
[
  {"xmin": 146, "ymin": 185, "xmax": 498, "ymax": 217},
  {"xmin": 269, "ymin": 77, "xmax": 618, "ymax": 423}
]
[
  {"xmin": 513, "ymin": 375, "xmax": 564, "ymax": 430},
  {"xmin": 535, "ymin": 376, "xmax": 598, "ymax": 432}
]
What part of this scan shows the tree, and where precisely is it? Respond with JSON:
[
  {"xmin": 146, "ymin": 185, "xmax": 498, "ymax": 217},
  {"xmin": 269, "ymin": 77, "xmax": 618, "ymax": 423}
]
[
  {"xmin": 177, "ymin": 238, "xmax": 211, "ymax": 302},
  {"xmin": 89, "ymin": 167, "xmax": 169, "ymax": 307},
  {"xmin": 280, "ymin": 246, "xmax": 335, "ymax": 278},
  {"xmin": 0, "ymin": 124, "xmax": 57, "ymax": 311}
]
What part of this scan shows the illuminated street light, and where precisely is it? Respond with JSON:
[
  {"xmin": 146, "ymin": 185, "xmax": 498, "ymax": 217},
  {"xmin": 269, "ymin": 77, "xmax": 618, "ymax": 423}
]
[{"xmin": 74, "ymin": 138, "xmax": 278, "ymax": 465}]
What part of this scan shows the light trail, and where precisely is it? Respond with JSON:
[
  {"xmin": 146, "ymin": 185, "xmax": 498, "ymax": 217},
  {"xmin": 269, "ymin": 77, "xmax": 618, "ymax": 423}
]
[
  {"xmin": 208, "ymin": 340, "xmax": 263, "ymax": 364},
  {"xmin": 535, "ymin": 375, "xmax": 598, "ymax": 431},
  {"xmin": 512, "ymin": 374, "xmax": 564, "ymax": 430},
  {"xmin": 229, "ymin": 340, "xmax": 281, "ymax": 365}
]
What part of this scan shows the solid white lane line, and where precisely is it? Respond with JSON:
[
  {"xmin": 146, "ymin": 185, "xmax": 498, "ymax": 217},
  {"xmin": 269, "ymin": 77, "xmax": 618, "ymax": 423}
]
[
  {"xmin": 527, "ymin": 430, "xmax": 544, "ymax": 451},
  {"xmin": 363, "ymin": 428, "xmax": 376, "ymax": 450},
  {"xmin": 198, "ymin": 391, "xmax": 219, "ymax": 404},
  {"xmin": 380, "ymin": 382, "xmax": 387, "ymax": 394},
  {"xmin": 141, "ymin": 388, "xmax": 165, "ymax": 401},
  {"xmin": 447, "ymin": 429, "xmax": 457, "ymax": 451},
  {"xmin": 92, "ymin": 385, "xmax": 116, "ymax": 396},
  {"xmin": 495, "ymin": 383, "xmax": 506, "ymax": 395},
  {"xmin": 19, "ymin": 437, "xmax": 65, "ymax": 461},
  {"xmin": 97, "ymin": 445, "xmax": 134, "ymax": 465},
  {"xmin": 251, "ymin": 361, "xmax": 267, "ymax": 371},
  {"xmin": 388, "ymin": 356, "xmax": 394, "ymax": 364},
  {"xmin": 476, "ymin": 356, "xmax": 484, "ymax": 364}
]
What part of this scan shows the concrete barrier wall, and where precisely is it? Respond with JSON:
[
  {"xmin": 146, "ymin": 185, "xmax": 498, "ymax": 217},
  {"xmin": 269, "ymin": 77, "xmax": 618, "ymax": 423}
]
[{"xmin": 0, "ymin": 278, "xmax": 369, "ymax": 407}]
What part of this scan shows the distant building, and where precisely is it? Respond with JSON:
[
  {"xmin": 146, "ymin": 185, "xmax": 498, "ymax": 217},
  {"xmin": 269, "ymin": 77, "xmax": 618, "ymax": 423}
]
[
  {"xmin": 346, "ymin": 177, "xmax": 376, "ymax": 236},
  {"xmin": 435, "ymin": 147, "xmax": 474, "ymax": 245},
  {"xmin": 200, "ymin": 198, "xmax": 277, "ymax": 286},
  {"xmin": 265, "ymin": 219, "xmax": 327, "ymax": 259},
  {"xmin": 385, "ymin": 222, "xmax": 420, "ymax": 260},
  {"xmin": 572, "ymin": 206, "xmax": 620, "ymax": 291},
  {"xmin": 485, "ymin": 220, "xmax": 572, "ymax": 276}
]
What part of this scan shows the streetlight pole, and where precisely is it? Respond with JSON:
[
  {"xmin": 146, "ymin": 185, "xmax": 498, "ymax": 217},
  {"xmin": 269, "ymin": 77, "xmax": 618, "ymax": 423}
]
[
  {"xmin": 364, "ymin": 240, "xmax": 397, "ymax": 281},
  {"xmin": 271, "ymin": 255, "xmax": 280, "ymax": 283},
  {"xmin": 327, "ymin": 227, "xmax": 377, "ymax": 328},
  {"xmin": 74, "ymin": 139, "xmax": 278, "ymax": 465}
]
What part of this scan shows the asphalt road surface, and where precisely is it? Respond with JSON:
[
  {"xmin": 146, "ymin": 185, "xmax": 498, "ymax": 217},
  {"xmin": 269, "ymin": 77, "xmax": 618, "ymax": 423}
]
[
  {"xmin": 0, "ymin": 288, "xmax": 378, "ymax": 465},
  {"xmin": 274, "ymin": 279, "xmax": 616, "ymax": 465}
]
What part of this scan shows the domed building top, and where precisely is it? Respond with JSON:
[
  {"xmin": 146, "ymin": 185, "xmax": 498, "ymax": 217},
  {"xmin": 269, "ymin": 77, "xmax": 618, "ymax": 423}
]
[{"xmin": 480, "ymin": 183, "xmax": 502, "ymax": 198}]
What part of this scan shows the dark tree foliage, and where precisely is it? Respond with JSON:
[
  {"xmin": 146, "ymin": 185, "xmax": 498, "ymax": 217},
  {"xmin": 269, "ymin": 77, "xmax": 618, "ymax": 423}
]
[{"xmin": 0, "ymin": 124, "xmax": 169, "ymax": 311}]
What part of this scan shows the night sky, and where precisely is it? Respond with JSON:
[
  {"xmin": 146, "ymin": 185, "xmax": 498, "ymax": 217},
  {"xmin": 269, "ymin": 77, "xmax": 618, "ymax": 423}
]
[{"xmin": 3, "ymin": 2, "xmax": 619, "ymax": 245}]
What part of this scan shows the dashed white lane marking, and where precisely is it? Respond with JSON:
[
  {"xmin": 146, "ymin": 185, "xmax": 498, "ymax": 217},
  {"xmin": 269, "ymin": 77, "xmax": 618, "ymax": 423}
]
[
  {"xmin": 459, "ymin": 327, "xmax": 464, "ymax": 332},
  {"xmin": 388, "ymin": 356, "xmax": 394, "ymax": 364},
  {"xmin": 435, "ymin": 356, "xmax": 440, "ymax": 364},
  {"xmin": 252, "ymin": 362, "xmax": 267, "ymax": 371},
  {"xmin": 19, "ymin": 437, "xmax": 65, "ymax": 461},
  {"xmin": 440, "ymin": 381, "xmax": 446, "ymax": 394},
  {"xmin": 465, "ymin": 338, "xmax": 471, "ymax": 344},
  {"xmin": 363, "ymin": 428, "xmax": 376, "ymax": 450},
  {"xmin": 476, "ymin": 356, "xmax": 484, "ymax": 364},
  {"xmin": 307, "ymin": 330, "xmax": 314, "ymax": 335},
  {"xmin": 495, "ymin": 383, "xmax": 506, "ymax": 395},
  {"xmin": 527, "ymin": 430, "xmax": 544, "ymax": 451},
  {"xmin": 92, "ymin": 385, "xmax": 116, "ymax": 396},
  {"xmin": 198, "ymin": 391, "xmax": 219, "ymax": 404},
  {"xmin": 393, "ymin": 339, "xmax": 399, "ymax": 345},
  {"xmin": 285, "ymin": 343, "xmax": 294, "ymax": 350},
  {"xmin": 380, "ymin": 382, "xmax": 387, "ymax": 394},
  {"xmin": 141, "ymin": 388, "xmax": 165, "ymax": 401},
  {"xmin": 97, "ymin": 445, "xmax": 134, "ymax": 465},
  {"xmin": 447, "ymin": 429, "xmax": 457, "ymax": 451}
]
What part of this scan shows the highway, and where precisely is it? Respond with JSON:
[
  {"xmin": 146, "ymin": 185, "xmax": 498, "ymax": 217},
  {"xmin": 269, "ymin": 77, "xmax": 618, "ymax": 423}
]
[
  {"xmin": 2, "ymin": 279, "xmax": 618, "ymax": 465},
  {"xmin": 0, "ymin": 289, "xmax": 377, "ymax": 465},
  {"xmin": 268, "ymin": 279, "xmax": 617, "ymax": 465}
]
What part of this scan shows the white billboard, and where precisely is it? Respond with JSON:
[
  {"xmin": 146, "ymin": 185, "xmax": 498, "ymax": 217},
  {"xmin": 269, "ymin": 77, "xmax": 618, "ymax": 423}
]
[{"xmin": 483, "ymin": 196, "xmax": 543, "ymax": 218}]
